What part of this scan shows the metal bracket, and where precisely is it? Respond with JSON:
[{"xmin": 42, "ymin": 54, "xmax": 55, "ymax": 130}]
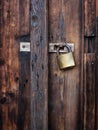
[
  {"xmin": 20, "ymin": 42, "xmax": 74, "ymax": 53},
  {"xmin": 49, "ymin": 43, "xmax": 74, "ymax": 53},
  {"xmin": 20, "ymin": 42, "xmax": 30, "ymax": 52}
]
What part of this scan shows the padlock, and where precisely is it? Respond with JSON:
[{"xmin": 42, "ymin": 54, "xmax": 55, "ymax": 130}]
[{"xmin": 57, "ymin": 44, "xmax": 75, "ymax": 69}]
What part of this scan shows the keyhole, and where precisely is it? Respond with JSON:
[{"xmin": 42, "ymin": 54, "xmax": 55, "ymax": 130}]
[{"xmin": 22, "ymin": 45, "xmax": 25, "ymax": 48}]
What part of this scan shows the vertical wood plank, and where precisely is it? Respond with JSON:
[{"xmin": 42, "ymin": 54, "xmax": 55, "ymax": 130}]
[
  {"xmin": 1, "ymin": 1, "xmax": 12, "ymax": 129},
  {"xmin": 17, "ymin": 0, "xmax": 30, "ymax": 130},
  {"xmin": 84, "ymin": 0, "xmax": 96, "ymax": 36},
  {"xmin": 19, "ymin": 0, "xmax": 30, "ymax": 36},
  {"xmin": 96, "ymin": 0, "xmax": 98, "ymax": 17},
  {"xmin": 9, "ymin": 0, "xmax": 19, "ymax": 129},
  {"xmin": 0, "ymin": 0, "xmax": 31, "ymax": 130},
  {"xmin": 84, "ymin": 54, "xmax": 95, "ymax": 130},
  {"xmin": 0, "ymin": 0, "xmax": 3, "ymax": 48},
  {"xmin": 48, "ymin": 0, "xmax": 83, "ymax": 130},
  {"xmin": 48, "ymin": 1, "xmax": 65, "ymax": 130},
  {"xmin": 30, "ymin": 0, "xmax": 48, "ymax": 129},
  {"xmin": 0, "ymin": 0, "xmax": 20, "ymax": 130},
  {"xmin": 96, "ymin": 2, "xmax": 98, "ymax": 129},
  {"xmin": 0, "ymin": 0, "xmax": 3, "ymax": 129},
  {"xmin": 95, "ymin": 54, "xmax": 98, "ymax": 130},
  {"xmin": 17, "ymin": 52, "xmax": 30, "ymax": 130},
  {"xmin": 84, "ymin": 37, "xmax": 95, "ymax": 53},
  {"xmin": 96, "ymin": 18, "xmax": 98, "ymax": 52}
]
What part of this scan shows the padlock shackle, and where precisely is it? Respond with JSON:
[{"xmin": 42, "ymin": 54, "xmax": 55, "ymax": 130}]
[
  {"xmin": 63, "ymin": 43, "xmax": 72, "ymax": 52},
  {"xmin": 57, "ymin": 43, "xmax": 72, "ymax": 56}
]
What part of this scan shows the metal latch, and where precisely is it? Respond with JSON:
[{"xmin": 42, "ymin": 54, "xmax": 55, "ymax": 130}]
[
  {"xmin": 49, "ymin": 43, "xmax": 74, "ymax": 53},
  {"xmin": 20, "ymin": 42, "xmax": 74, "ymax": 53},
  {"xmin": 20, "ymin": 42, "xmax": 30, "ymax": 52}
]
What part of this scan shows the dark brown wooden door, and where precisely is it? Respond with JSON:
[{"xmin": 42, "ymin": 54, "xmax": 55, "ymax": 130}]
[
  {"xmin": 0, "ymin": 0, "xmax": 98, "ymax": 130},
  {"xmin": 48, "ymin": 0, "xmax": 83, "ymax": 129}
]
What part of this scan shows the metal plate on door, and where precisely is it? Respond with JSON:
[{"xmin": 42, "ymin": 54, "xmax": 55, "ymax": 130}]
[
  {"xmin": 49, "ymin": 43, "xmax": 74, "ymax": 53},
  {"xmin": 20, "ymin": 42, "xmax": 30, "ymax": 52}
]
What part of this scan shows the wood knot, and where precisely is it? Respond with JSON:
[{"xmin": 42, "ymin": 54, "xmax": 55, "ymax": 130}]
[{"xmin": 31, "ymin": 15, "xmax": 39, "ymax": 27}]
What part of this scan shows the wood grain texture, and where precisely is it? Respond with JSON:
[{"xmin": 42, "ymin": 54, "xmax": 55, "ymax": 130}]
[
  {"xmin": 0, "ymin": 0, "xmax": 3, "ymax": 48},
  {"xmin": 17, "ymin": 51, "xmax": 30, "ymax": 130},
  {"xmin": 84, "ymin": 0, "xmax": 96, "ymax": 36},
  {"xmin": 30, "ymin": 0, "xmax": 48, "ymax": 129},
  {"xmin": 95, "ymin": 54, "xmax": 98, "ymax": 130},
  {"xmin": 96, "ymin": 17, "xmax": 98, "ymax": 53},
  {"xmin": 48, "ymin": 0, "xmax": 83, "ymax": 130},
  {"xmin": 84, "ymin": 54, "xmax": 95, "ymax": 130},
  {"xmin": 18, "ymin": 0, "xmax": 30, "ymax": 130},
  {"xmin": 0, "ymin": 0, "xmax": 19, "ymax": 130},
  {"xmin": 84, "ymin": 37, "xmax": 95, "ymax": 53},
  {"xmin": 0, "ymin": 0, "xmax": 30, "ymax": 130},
  {"xmin": 0, "ymin": 0, "xmax": 3, "ymax": 129},
  {"xmin": 19, "ymin": 0, "xmax": 30, "ymax": 36},
  {"xmin": 48, "ymin": 2, "xmax": 64, "ymax": 129},
  {"xmin": 96, "ymin": 0, "xmax": 98, "ymax": 17},
  {"xmin": 96, "ymin": 1, "xmax": 98, "ymax": 128}
]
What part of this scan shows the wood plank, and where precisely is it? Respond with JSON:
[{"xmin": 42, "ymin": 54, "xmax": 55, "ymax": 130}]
[
  {"xmin": 0, "ymin": 1, "xmax": 3, "ymax": 129},
  {"xmin": 96, "ymin": 2, "xmax": 98, "ymax": 129},
  {"xmin": 0, "ymin": 0, "xmax": 3, "ymax": 48},
  {"xmin": 95, "ymin": 54, "xmax": 98, "ymax": 130},
  {"xmin": 84, "ymin": 54, "xmax": 95, "ymax": 130},
  {"xmin": 17, "ymin": 0, "xmax": 30, "ymax": 129},
  {"xmin": 30, "ymin": 0, "xmax": 48, "ymax": 129},
  {"xmin": 48, "ymin": 0, "xmax": 83, "ymax": 130},
  {"xmin": 0, "ymin": 0, "xmax": 19, "ymax": 130},
  {"xmin": 19, "ymin": 0, "xmax": 30, "ymax": 36},
  {"xmin": 96, "ymin": 0, "xmax": 98, "ymax": 17},
  {"xmin": 84, "ymin": 37, "xmax": 95, "ymax": 53},
  {"xmin": 48, "ymin": 1, "xmax": 65, "ymax": 130},
  {"xmin": 0, "ymin": 0, "xmax": 30, "ymax": 130},
  {"xmin": 0, "ymin": 1, "xmax": 12, "ymax": 129},
  {"xmin": 17, "ymin": 51, "xmax": 30, "ymax": 130},
  {"xmin": 84, "ymin": 0, "xmax": 96, "ymax": 36},
  {"xmin": 96, "ymin": 17, "xmax": 98, "ymax": 52}
]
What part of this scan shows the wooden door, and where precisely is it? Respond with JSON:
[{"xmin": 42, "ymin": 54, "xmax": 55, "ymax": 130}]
[
  {"xmin": 0, "ymin": 0, "xmax": 98, "ymax": 130},
  {"xmin": 48, "ymin": 0, "xmax": 83, "ymax": 130}
]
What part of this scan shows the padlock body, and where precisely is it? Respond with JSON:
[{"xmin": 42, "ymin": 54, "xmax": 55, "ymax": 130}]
[{"xmin": 57, "ymin": 52, "xmax": 75, "ymax": 69}]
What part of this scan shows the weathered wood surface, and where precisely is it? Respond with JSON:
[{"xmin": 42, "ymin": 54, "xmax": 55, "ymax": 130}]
[
  {"xmin": 0, "ymin": 1, "xmax": 3, "ymax": 129},
  {"xmin": 0, "ymin": 0, "xmax": 3, "ymax": 48},
  {"xmin": 30, "ymin": 0, "xmax": 48, "ymax": 130},
  {"xmin": 0, "ymin": 0, "xmax": 30, "ymax": 130},
  {"xmin": 84, "ymin": 0, "xmax": 96, "ymax": 36},
  {"xmin": 0, "ymin": 1, "xmax": 19, "ymax": 129},
  {"xmin": 83, "ymin": 1, "xmax": 97, "ymax": 130},
  {"xmin": 17, "ymin": 51, "xmax": 30, "ymax": 130},
  {"xmin": 0, "ymin": 0, "xmax": 98, "ymax": 130},
  {"xmin": 18, "ymin": 1, "xmax": 30, "ymax": 129},
  {"xmin": 84, "ymin": 37, "xmax": 95, "ymax": 53},
  {"xmin": 95, "ymin": 1, "xmax": 98, "ymax": 129},
  {"xmin": 96, "ymin": 0, "xmax": 98, "ymax": 17},
  {"xmin": 96, "ymin": 0, "xmax": 98, "ymax": 52},
  {"xmin": 84, "ymin": 54, "xmax": 95, "ymax": 130},
  {"xmin": 95, "ymin": 54, "xmax": 98, "ymax": 130},
  {"xmin": 19, "ymin": 0, "xmax": 30, "ymax": 36},
  {"xmin": 48, "ymin": 0, "xmax": 83, "ymax": 130}
]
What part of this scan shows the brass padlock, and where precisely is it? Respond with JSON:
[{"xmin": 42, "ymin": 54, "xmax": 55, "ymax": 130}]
[{"xmin": 57, "ymin": 44, "xmax": 75, "ymax": 69}]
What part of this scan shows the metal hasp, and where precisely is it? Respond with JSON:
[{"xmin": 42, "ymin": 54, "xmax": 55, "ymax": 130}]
[
  {"xmin": 20, "ymin": 42, "xmax": 30, "ymax": 52},
  {"xmin": 49, "ymin": 43, "xmax": 74, "ymax": 53}
]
